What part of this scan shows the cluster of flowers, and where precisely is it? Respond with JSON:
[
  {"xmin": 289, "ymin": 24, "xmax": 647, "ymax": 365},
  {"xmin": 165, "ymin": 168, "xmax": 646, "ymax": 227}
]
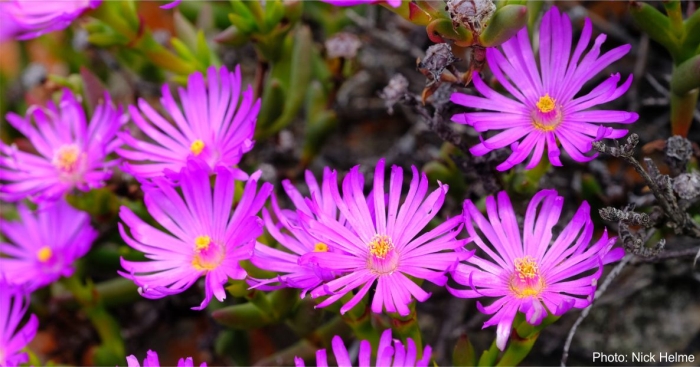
[
  {"xmin": 0, "ymin": 2, "xmax": 636, "ymax": 366},
  {"xmin": 0, "ymin": 0, "xmax": 182, "ymax": 42}
]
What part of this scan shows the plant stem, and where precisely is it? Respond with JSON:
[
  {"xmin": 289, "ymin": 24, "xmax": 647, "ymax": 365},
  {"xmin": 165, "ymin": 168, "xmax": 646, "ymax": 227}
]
[
  {"xmin": 254, "ymin": 59, "xmax": 269, "ymax": 99},
  {"xmin": 389, "ymin": 302, "xmax": 424, "ymax": 359},
  {"xmin": 61, "ymin": 274, "xmax": 125, "ymax": 365},
  {"xmin": 338, "ymin": 292, "xmax": 382, "ymax": 351},
  {"xmin": 670, "ymin": 89, "xmax": 699, "ymax": 137}
]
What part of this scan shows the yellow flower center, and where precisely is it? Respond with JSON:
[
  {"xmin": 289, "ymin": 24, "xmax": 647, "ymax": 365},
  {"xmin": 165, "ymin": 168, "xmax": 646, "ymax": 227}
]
[
  {"xmin": 314, "ymin": 243, "xmax": 328, "ymax": 252},
  {"xmin": 536, "ymin": 93, "xmax": 556, "ymax": 113},
  {"xmin": 509, "ymin": 256, "xmax": 545, "ymax": 298},
  {"xmin": 514, "ymin": 256, "xmax": 539, "ymax": 279},
  {"xmin": 191, "ymin": 235, "xmax": 223, "ymax": 271},
  {"xmin": 368, "ymin": 235, "xmax": 393, "ymax": 259},
  {"xmin": 190, "ymin": 139, "xmax": 205, "ymax": 156},
  {"xmin": 532, "ymin": 93, "xmax": 563, "ymax": 132},
  {"xmin": 52, "ymin": 144, "xmax": 81, "ymax": 173},
  {"xmin": 194, "ymin": 235, "xmax": 211, "ymax": 251},
  {"xmin": 37, "ymin": 246, "xmax": 53, "ymax": 262},
  {"xmin": 367, "ymin": 234, "xmax": 399, "ymax": 275}
]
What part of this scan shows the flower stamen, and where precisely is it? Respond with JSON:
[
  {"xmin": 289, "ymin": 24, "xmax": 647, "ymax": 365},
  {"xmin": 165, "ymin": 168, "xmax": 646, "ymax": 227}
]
[
  {"xmin": 532, "ymin": 93, "xmax": 563, "ymax": 132},
  {"xmin": 368, "ymin": 235, "xmax": 393, "ymax": 259},
  {"xmin": 536, "ymin": 93, "xmax": 556, "ymax": 113},
  {"xmin": 192, "ymin": 235, "xmax": 223, "ymax": 271},
  {"xmin": 367, "ymin": 234, "xmax": 399, "ymax": 275},
  {"xmin": 190, "ymin": 139, "xmax": 205, "ymax": 156},
  {"xmin": 194, "ymin": 235, "xmax": 211, "ymax": 251},
  {"xmin": 314, "ymin": 243, "xmax": 328, "ymax": 252},
  {"xmin": 509, "ymin": 256, "xmax": 545, "ymax": 298},
  {"xmin": 514, "ymin": 256, "xmax": 539, "ymax": 279},
  {"xmin": 52, "ymin": 144, "xmax": 81, "ymax": 173},
  {"xmin": 36, "ymin": 246, "xmax": 53, "ymax": 263}
]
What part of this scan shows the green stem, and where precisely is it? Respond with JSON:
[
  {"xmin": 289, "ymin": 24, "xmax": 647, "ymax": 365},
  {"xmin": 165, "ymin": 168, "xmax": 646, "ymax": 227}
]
[
  {"xmin": 670, "ymin": 54, "xmax": 700, "ymax": 95},
  {"xmin": 662, "ymin": 0, "xmax": 685, "ymax": 38},
  {"xmin": 56, "ymin": 277, "xmax": 138, "ymax": 308},
  {"xmin": 61, "ymin": 275, "xmax": 125, "ymax": 365},
  {"xmin": 389, "ymin": 302, "xmax": 424, "ymax": 360},
  {"xmin": 670, "ymin": 88, "xmax": 699, "ymax": 137},
  {"xmin": 94, "ymin": 277, "xmax": 139, "ymax": 307},
  {"xmin": 338, "ymin": 292, "xmax": 382, "ymax": 350},
  {"xmin": 526, "ymin": 1, "xmax": 544, "ymax": 40},
  {"xmin": 478, "ymin": 340, "xmax": 500, "ymax": 366},
  {"xmin": 453, "ymin": 333, "xmax": 477, "ymax": 366},
  {"xmin": 495, "ymin": 312, "xmax": 560, "ymax": 366},
  {"xmin": 257, "ymin": 316, "xmax": 351, "ymax": 366},
  {"xmin": 510, "ymin": 156, "xmax": 552, "ymax": 195},
  {"xmin": 495, "ymin": 331, "xmax": 539, "ymax": 366}
]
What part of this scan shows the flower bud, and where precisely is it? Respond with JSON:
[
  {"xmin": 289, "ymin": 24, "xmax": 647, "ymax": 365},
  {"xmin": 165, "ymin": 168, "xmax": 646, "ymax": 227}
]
[
  {"xmin": 324, "ymin": 32, "xmax": 362, "ymax": 59},
  {"xmin": 665, "ymin": 135, "xmax": 693, "ymax": 173},
  {"xmin": 446, "ymin": 0, "xmax": 496, "ymax": 34},
  {"xmin": 418, "ymin": 43, "xmax": 457, "ymax": 80},
  {"xmin": 380, "ymin": 74, "xmax": 409, "ymax": 114},
  {"xmin": 673, "ymin": 172, "xmax": 700, "ymax": 200}
]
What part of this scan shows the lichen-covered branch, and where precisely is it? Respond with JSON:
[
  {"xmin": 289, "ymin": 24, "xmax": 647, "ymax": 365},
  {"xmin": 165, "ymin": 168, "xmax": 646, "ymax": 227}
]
[{"xmin": 593, "ymin": 134, "xmax": 700, "ymax": 238}]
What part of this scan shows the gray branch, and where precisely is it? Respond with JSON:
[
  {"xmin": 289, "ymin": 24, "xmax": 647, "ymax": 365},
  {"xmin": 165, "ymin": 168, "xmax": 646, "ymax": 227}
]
[
  {"xmin": 593, "ymin": 134, "xmax": 700, "ymax": 241},
  {"xmin": 561, "ymin": 254, "xmax": 633, "ymax": 367}
]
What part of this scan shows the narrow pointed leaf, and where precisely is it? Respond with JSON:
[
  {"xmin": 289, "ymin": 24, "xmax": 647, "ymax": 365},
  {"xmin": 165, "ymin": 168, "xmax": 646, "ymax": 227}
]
[
  {"xmin": 478, "ymin": 340, "xmax": 500, "ymax": 367},
  {"xmin": 630, "ymin": 2, "xmax": 681, "ymax": 60},
  {"xmin": 212, "ymin": 302, "xmax": 274, "ymax": 329},
  {"xmin": 480, "ymin": 5, "xmax": 528, "ymax": 47},
  {"xmin": 453, "ymin": 333, "xmax": 477, "ymax": 366}
]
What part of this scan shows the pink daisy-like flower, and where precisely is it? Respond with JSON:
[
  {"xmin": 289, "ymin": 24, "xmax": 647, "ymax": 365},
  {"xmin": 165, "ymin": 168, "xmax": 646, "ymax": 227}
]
[
  {"xmin": 0, "ymin": 89, "xmax": 123, "ymax": 203},
  {"xmin": 118, "ymin": 161, "xmax": 272, "ymax": 310},
  {"xmin": 250, "ymin": 168, "xmax": 341, "ymax": 297},
  {"xmin": 449, "ymin": 189, "xmax": 624, "ymax": 350},
  {"xmin": 118, "ymin": 65, "xmax": 259, "ymax": 181},
  {"xmin": 125, "ymin": 350, "xmax": 206, "ymax": 367},
  {"xmin": 298, "ymin": 158, "xmax": 472, "ymax": 316},
  {"xmin": 0, "ymin": 200, "xmax": 97, "ymax": 291},
  {"xmin": 294, "ymin": 329, "xmax": 431, "ymax": 367},
  {"xmin": 0, "ymin": 284, "xmax": 38, "ymax": 367},
  {"xmin": 450, "ymin": 6, "xmax": 638, "ymax": 171},
  {"xmin": 0, "ymin": 0, "xmax": 101, "ymax": 42},
  {"xmin": 321, "ymin": 0, "xmax": 402, "ymax": 8}
]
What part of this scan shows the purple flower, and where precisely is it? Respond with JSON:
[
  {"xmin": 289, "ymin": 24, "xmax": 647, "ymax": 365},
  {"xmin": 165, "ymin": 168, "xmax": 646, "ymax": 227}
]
[
  {"xmin": 294, "ymin": 329, "xmax": 431, "ymax": 367},
  {"xmin": 125, "ymin": 350, "xmax": 206, "ymax": 367},
  {"xmin": 0, "ymin": 89, "xmax": 123, "ymax": 203},
  {"xmin": 0, "ymin": 284, "xmax": 38, "ymax": 367},
  {"xmin": 118, "ymin": 162, "xmax": 272, "ymax": 310},
  {"xmin": 0, "ymin": 200, "xmax": 97, "ymax": 291},
  {"xmin": 321, "ymin": 0, "xmax": 402, "ymax": 7},
  {"xmin": 118, "ymin": 65, "xmax": 259, "ymax": 181},
  {"xmin": 250, "ymin": 168, "xmax": 341, "ymax": 297},
  {"xmin": 449, "ymin": 189, "xmax": 624, "ymax": 350},
  {"xmin": 450, "ymin": 6, "xmax": 638, "ymax": 171},
  {"xmin": 0, "ymin": 0, "xmax": 101, "ymax": 42},
  {"xmin": 298, "ymin": 158, "xmax": 471, "ymax": 316}
]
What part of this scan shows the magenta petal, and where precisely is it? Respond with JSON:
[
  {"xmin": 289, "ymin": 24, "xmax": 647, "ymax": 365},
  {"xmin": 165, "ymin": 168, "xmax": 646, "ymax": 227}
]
[
  {"xmin": 450, "ymin": 6, "xmax": 636, "ymax": 171},
  {"xmin": 452, "ymin": 189, "xmax": 625, "ymax": 347},
  {"xmin": 119, "ymin": 164, "xmax": 267, "ymax": 309},
  {"xmin": 119, "ymin": 65, "xmax": 259, "ymax": 180},
  {"xmin": 160, "ymin": 0, "xmax": 182, "ymax": 9},
  {"xmin": 1, "ymin": 89, "xmax": 121, "ymax": 203}
]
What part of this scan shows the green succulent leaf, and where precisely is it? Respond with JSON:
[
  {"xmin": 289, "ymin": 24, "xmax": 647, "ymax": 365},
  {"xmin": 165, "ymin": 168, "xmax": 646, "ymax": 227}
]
[
  {"xmin": 480, "ymin": 4, "xmax": 528, "ymax": 47},
  {"xmin": 630, "ymin": 2, "xmax": 681, "ymax": 60},
  {"xmin": 453, "ymin": 334, "xmax": 477, "ymax": 366}
]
